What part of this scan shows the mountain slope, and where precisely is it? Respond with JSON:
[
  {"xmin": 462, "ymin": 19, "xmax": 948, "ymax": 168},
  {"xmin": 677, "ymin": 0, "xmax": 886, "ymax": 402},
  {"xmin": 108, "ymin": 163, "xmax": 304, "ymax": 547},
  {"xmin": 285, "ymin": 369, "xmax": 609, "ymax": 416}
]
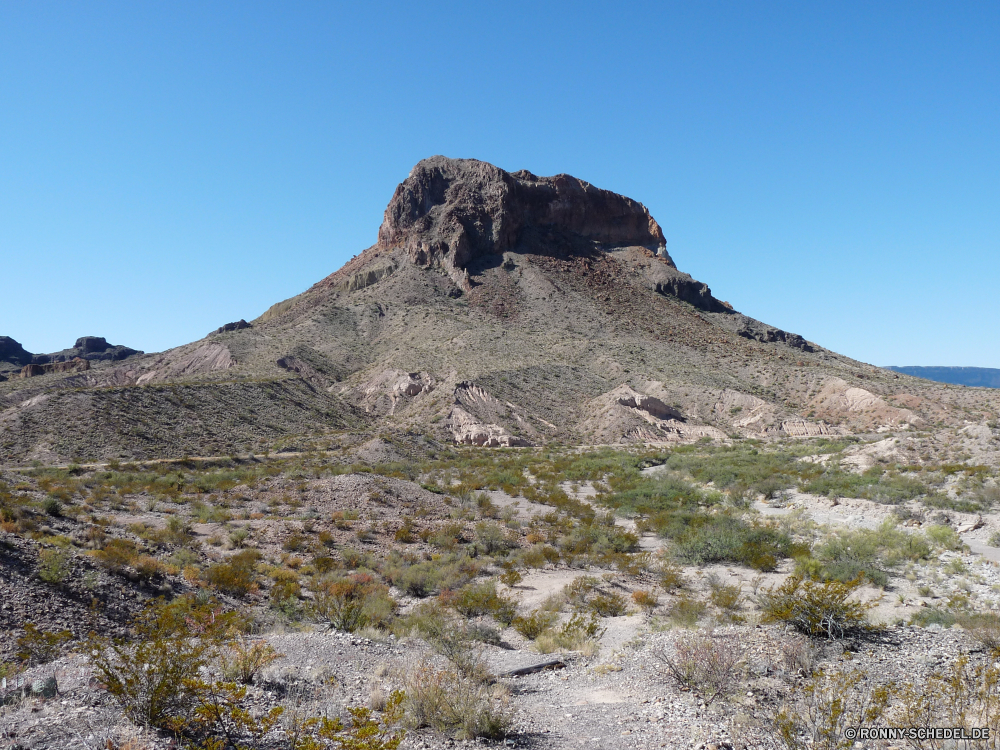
[{"xmin": 2, "ymin": 156, "xmax": 998, "ymax": 463}]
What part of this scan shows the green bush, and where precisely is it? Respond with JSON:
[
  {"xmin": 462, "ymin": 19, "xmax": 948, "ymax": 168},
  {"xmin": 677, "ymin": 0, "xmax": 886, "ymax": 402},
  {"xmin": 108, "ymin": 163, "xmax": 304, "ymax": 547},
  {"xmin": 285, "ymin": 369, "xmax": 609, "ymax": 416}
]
[
  {"xmin": 802, "ymin": 467, "xmax": 930, "ymax": 504},
  {"xmin": 474, "ymin": 522, "xmax": 513, "ymax": 555},
  {"xmin": 401, "ymin": 658, "xmax": 512, "ymax": 740},
  {"xmin": 925, "ymin": 524, "xmax": 964, "ymax": 550},
  {"xmin": 38, "ymin": 547, "xmax": 72, "ymax": 584},
  {"xmin": 93, "ymin": 538, "xmax": 141, "ymax": 571},
  {"xmin": 17, "ymin": 623, "xmax": 72, "ymax": 666},
  {"xmin": 204, "ymin": 549, "xmax": 261, "ymax": 597},
  {"xmin": 451, "ymin": 580, "xmax": 517, "ymax": 624},
  {"xmin": 386, "ymin": 556, "xmax": 481, "ymax": 598},
  {"xmin": 660, "ymin": 512, "xmax": 799, "ymax": 571},
  {"xmin": 759, "ymin": 576, "xmax": 879, "ymax": 639},
  {"xmin": 512, "ymin": 609, "xmax": 558, "ymax": 639},
  {"xmin": 314, "ymin": 573, "xmax": 396, "ymax": 632},
  {"xmin": 219, "ymin": 639, "xmax": 283, "ymax": 684},
  {"xmin": 588, "ymin": 591, "xmax": 628, "ymax": 617},
  {"xmin": 87, "ymin": 599, "xmax": 231, "ymax": 729},
  {"xmin": 668, "ymin": 595, "xmax": 708, "ymax": 628}
]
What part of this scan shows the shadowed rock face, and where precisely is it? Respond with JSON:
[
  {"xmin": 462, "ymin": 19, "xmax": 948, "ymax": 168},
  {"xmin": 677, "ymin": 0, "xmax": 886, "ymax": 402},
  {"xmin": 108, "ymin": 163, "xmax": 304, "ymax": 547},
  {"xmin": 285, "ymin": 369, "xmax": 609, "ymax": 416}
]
[
  {"xmin": 377, "ymin": 156, "xmax": 667, "ymax": 290},
  {"xmin": 0, "ymin": 337, "xmax": 32, "ymax": 366}
]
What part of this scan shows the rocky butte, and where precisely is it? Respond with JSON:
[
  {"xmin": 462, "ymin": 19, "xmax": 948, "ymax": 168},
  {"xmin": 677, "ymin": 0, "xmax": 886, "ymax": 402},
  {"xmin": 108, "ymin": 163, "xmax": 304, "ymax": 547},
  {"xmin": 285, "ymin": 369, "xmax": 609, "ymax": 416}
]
[{"xmin": 1, "ymin": 156, "xmax": 997, "ymax": 462}]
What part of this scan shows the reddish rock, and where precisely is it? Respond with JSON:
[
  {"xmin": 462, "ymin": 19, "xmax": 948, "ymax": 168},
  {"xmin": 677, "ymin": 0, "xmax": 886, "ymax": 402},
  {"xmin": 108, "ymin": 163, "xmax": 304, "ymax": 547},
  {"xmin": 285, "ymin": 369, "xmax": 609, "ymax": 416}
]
[{"xmin": 19, "ymin": 357, "xmax": 90, "ymax": 378}]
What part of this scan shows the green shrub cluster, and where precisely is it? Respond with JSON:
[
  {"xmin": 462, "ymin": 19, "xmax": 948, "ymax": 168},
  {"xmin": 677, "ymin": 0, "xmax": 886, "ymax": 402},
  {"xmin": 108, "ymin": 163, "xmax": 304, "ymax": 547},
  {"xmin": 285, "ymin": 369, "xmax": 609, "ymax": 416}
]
[
  {"xmin": 450, "ymin": 580, "xmax": 517, "ymax": 624},
  {"xmin": 204, "ymin": 549, "xmax": 261, "ymax": 597},
  {"xmin": 759, "ymin": 576, "xmax": 879, "ymax": 639}
]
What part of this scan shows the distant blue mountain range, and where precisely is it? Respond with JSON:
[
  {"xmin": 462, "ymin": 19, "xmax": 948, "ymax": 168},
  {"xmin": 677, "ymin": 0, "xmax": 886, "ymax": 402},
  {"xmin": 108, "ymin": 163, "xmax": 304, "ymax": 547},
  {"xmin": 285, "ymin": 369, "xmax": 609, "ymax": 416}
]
[{"xmin": 884, "ymin": 366, "xmax": 1000, "ymax": 388}]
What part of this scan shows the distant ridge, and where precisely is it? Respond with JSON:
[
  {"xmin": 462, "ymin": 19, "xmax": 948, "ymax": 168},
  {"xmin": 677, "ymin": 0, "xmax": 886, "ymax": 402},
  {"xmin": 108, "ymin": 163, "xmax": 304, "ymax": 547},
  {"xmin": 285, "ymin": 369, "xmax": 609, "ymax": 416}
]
[{"xmin": 884, "ymin": 366, "xmax": 1000, "ymax": 388}]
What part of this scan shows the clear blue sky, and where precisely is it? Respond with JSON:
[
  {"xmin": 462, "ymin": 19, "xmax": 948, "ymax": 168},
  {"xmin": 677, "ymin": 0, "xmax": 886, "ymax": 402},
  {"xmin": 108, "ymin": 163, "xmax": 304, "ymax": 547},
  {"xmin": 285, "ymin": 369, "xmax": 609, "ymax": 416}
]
[{"xmin": 2, "ymin": 2, "xmax": 998, "ymax": 367}]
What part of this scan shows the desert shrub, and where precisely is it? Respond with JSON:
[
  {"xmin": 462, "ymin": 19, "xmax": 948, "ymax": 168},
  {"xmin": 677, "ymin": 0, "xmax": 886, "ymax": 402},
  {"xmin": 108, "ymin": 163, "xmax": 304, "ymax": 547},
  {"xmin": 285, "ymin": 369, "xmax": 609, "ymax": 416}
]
[
  {"xmin": 296, "ymin": 690, "xmax": 407, "ymax": 750},
  {"xmin": 810, "ymin": 521, "xmax": 931, "ymax": 588},
  {"xmin": 464, "ymin": 622, "xmax": 503, "ymax": 647},
  {"xmin": 803, "ymin": 466, "xmax": 930, "ymax": 505},
  {"xmin": 400, "ymin": 658, "xmax": 513, "ymax": 740},
  {"xmin": 17, "ymin": 623, "xmax": 72, "ymax": 666},
  {"xmin": 41, "ymin": 496, "xmax": 62, "ymax": 516},
  {"xmin": 558, "ymin": 523, "xmax": 638, "ymax": 558},
  {"xmin": 93, "ymin": 538, "xmax": 141, "ymax": 571},
  {"xmin": 498, "ymin": 565, "xmax": 522, "ymax": 587},
  {"xmin": 428, "ymin": 522, "xmax": 466, "ymax": 550},
  {"xmin": 758, "ymin": 576, "xmax": 879, "ymax": 639},
  {"xmin": 961, "ymin": 612, "xmax": 1000, "ymax": 650},
  {"xmin": 87, "ymin": 599, "xmax": 234, "ymax": 729},
  {"xmin": 549, "ymin": 613, "xmax": 604, "ymax": 652},
  {"xmin": 474, "ymin": 521, "xmax": 513, "ymax": 555},
  {"xmin": 563, "ymin": 576, "xmax": 600, "ymax": 608},
  {"xmin": 632, "ymin": 589, "xmax": 659, "ymax": 611},
  {"xmin": 152, "ymin": 514, "xmax": 195, "ymax": 547},
  {"xmin": 38, "ymin": 547, "xmax": 72, "ymax": 583},
  {"xmin": 774, "ymin": 668, "xmax": 894, "ymax": 750},
  {"xmin": 603, "ymin": 473, "xmax": 705, "ymax": 516},
  {"xmin": 451, "ymin": 580, "xmax": 517, "ymax": 624},
  {"xmin": 394, "ymin": 517, "xmax": 415, "ymax": 543},
  {"xmin": 663, "ymin": 512, "xmax": 798, "ymax": 571},
  {"xmin": 133, "ymin": 553, "xmax": 164, "ymax": 580},
  {"xmin": 204, "ymin": 548, "xmax": 261, "ymax": 597},
  {"xmin": 228, "ymin": 526, "xmax": 250, "ymax": 548},
  {"xmin": 657, "ymin": 559, "xmax": 687, "ymax": 592},
  {"xmin": 190, "ymin": 500, "xmax": 231, "ymax": 524},
  {"xmin": 909, "ymin": 607, "xmax": 959, "ymax": 628},
  {"xmin": 387, "ymin": 560, "xmax": 441, "ymax": 598},
  {"xmin": 515, "ymin": 543, "xmax": 560, "ymax": 568},
  {"xmin": 386, "ymin": 555, "xmax": 481, "ymax": 598},
  {"xmin": 588, "ymin": 591, "xmax": 628, "ymax": 617},
  {"xmin": 314, "ymin": 573, "xmax": 397, "ymax": 632},
  {"xmin": 512, "ymin": 609, "xmax": 559, "ymax": 640},
  {"xmin": 612, "ymin": 551, "xmax": 652, "ymax": 576},
  {"xmin": 269, "ymin": 568, "xmax": 302, "ymax": 605},
  {"xmin": 925, "ymin": 523, "xmax": 964, "ymax": 550},
  {"xmin": 668, "ymin": 594, "xmax": 708, "ymax": 628},
  {"xmin": 653, "ymin": 630, "xmax": 748, "ymax": 704},
  {"xmin": 707, "ymin": 581, "xmax": 742, "ymax": 612},
  {"xmin": 191, "ymin": 663, "xmax": 406, "ymax": 749},
  {"xmin": 892, "ymin": 652, "xmax": 1000, "ymax": 746},
  {"xmin": 219, "ymin": 639, "xmax": 283, "ymax": 684}
]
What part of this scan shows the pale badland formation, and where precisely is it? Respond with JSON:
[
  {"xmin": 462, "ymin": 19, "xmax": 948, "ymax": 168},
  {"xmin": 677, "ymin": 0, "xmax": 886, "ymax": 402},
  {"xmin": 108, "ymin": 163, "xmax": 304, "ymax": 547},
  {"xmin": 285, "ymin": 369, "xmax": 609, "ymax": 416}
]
[{"xmin": 2, "ymin": 157, "xmax": 1000, "ymax": 750}]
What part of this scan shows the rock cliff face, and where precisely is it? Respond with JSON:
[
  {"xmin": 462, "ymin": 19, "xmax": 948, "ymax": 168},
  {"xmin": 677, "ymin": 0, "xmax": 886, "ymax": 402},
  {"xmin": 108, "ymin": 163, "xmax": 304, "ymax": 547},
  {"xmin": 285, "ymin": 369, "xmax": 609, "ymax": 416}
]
[
  {"xmin": 0, "ymin": 337, "xmax": 32, "ymax": 366},
  {"xmin": 377, "ymin": 156, "xmax": 667, "ymax": 291},
  {"xmin": 23, "ymin": 336, "xmax": 143, "ymax": 365}
]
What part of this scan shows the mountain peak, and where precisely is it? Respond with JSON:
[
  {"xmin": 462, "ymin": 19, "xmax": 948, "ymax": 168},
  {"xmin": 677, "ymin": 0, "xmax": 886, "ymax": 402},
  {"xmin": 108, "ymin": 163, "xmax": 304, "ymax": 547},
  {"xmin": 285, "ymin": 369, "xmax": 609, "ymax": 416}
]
[{"xmin": 376, "ymin": 156, "xmax": 668, "ymax": 291}]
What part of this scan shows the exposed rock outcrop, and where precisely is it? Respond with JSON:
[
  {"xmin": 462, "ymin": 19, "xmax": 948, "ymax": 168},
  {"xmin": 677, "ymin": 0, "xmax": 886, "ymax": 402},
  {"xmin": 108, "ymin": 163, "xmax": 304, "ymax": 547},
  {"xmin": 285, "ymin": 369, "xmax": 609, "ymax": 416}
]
[
  {"xmin": 351, "ymin": 369, "xmax": 436, "ymax": 416},
  {"xmin": 214, "ymin": 320, "xmax": 251, "ymax": 335},
  {"xmin": 446, "ymin": 382, "xmax": 533, "ymax": 447},
  {"xmin": 335, "ymin": 263, "xmax": 397, "ymax": 293},
  {"xmin": 19, "ymin": 358, "xmax": 90, "ymax": 378},
  {"xmin": 736, "ymin": 322, "xmax": 813, "ymax": 352},
  {"xmin": 0, "ymin": 337, "xmax": 33, "ymax": 366},
  {"xmin": 377, "ymin": 156, "xmax": 667, "ymax": 292},
  {"xmin": 581, "ymin": 385, "xmax": 730, "ymax": 444},
  {"xmin": 27, "ymin": 336, "xmax": 142, "ymax": 364}
]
